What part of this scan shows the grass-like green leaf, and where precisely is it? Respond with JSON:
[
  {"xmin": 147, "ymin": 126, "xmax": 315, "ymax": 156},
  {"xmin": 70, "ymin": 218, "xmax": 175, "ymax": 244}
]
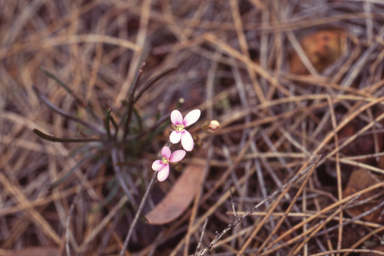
[
  {"xmin": 105, "ymin": 108, "xmax": 112, "ymax": 140},
  {"xmin": 49, "ymin": 153, "xmax": 93, "ymax": 188},
  {"xmin": 33, "ymin": 129, "xmax": 100, "ymax": 143}
]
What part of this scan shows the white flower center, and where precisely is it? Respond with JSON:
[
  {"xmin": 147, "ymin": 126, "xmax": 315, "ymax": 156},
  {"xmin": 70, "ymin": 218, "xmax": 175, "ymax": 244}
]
[{"xmin": 161, "ymin": 157, "xmax": 169, "ymax": 164}]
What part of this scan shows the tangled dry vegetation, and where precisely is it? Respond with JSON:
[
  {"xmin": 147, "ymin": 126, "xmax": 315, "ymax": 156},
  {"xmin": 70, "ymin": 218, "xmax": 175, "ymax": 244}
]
[{"xmin": 2, "ymin": 0, "xmax": 384, "ymax": 255}]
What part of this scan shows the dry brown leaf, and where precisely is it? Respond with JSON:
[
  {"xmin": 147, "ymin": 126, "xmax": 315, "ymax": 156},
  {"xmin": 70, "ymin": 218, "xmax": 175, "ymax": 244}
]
[
  {"xmin": 290, "ymin": 30, "xmax": 347, "ymax": 74},
  {"xmin": 0, "ymin": 247, "xmax": 59, "ymax": 256},
  {"xmin": 343, "ymin": 168, "xmax": 384, "ymax": 223},
  {"xmin": 145, "ymin": 156, "xmax": 206, "ymax": 225},
  {"xmin": 338, "ymin": 123, "xmax": 377, "ymax": 164},
  {"xmin": 339, "ymin": 225, "xmax": 365, "ymax": 249}
]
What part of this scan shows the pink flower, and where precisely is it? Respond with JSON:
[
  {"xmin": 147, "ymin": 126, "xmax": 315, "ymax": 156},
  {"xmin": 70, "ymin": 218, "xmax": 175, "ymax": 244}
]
[
  {"xmin": 152, "ymin": 146, "xmax": 186, "ymax": 182},
  {"xmin": 169, "ymin": 109, "xmax": 201, "ymax": 151}
]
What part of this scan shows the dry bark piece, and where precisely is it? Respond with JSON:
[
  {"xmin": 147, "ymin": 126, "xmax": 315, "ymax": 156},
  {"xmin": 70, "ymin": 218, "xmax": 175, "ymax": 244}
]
[
  {"xmin": 145, "ymin": 158, "xmax": 206, "ymax": 225},
  {"xmin": 343, "ymin": 168, "xmax": 384, "ymax": 224},
  {"xmin": 290, "ymin": 30, "xmax": 347, "ymax": 74}
]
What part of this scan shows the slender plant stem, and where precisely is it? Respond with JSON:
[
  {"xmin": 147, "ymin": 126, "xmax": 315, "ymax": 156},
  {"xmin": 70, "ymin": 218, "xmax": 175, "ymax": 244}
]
[{"xmin": 119, "ymin": 172, "xmax": 157, "ymax": 256}]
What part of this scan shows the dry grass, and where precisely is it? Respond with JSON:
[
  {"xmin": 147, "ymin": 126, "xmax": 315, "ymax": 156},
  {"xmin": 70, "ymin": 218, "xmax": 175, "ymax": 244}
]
[{"xmin": 2, "ymin": 0, "xmax": 384, "ymax": 255}]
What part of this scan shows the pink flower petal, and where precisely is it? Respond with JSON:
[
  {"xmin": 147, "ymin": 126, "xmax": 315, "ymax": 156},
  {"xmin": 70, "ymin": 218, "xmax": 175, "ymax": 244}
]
[
  {"xmin": 183, "ymin": 109, "xmax": 201, "ymax": 127},
  {"xmin": 161, "ymin": 146, "xmax": 171, "ymax": 159},
  {"xmin": 181, "ymin": 131, "xmax": 194, "ymax": 151},
  {"xmin": 170, "ymin": 130, "xmax": 182, "ymax": 144},
  {"xmin": 169, "ymin": 150, "xmax": 186, "ymax": 163},
  {"xmin": 157, "ymin": 164, "xmax": 170, "ymax": 182},
  {"xmin": 152, "ymin": 160, "xmax": 165, "ymax": 171},
  {"xmin": 170, "ymin": 110, "xmax": 183, "ymax": 125}
]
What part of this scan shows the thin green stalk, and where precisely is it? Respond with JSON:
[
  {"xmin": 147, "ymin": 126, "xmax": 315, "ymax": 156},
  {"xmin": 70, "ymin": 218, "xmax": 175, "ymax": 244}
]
[{"xmin": 122, "ymin": 62, "xmax": 146, "ymax": 141}]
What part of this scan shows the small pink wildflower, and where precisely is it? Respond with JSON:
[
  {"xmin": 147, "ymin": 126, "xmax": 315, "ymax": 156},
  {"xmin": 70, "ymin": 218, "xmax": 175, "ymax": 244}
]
[
  {"xmin": 152, "ymin": 146, "xmax": 186, "ymax": 182},
  {"xmin": 169, "ymin": 109, "xmax": 201, "ymax": 151}
]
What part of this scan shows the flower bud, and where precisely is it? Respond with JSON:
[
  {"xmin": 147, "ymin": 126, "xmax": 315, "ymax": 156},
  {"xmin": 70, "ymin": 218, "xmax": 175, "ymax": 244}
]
[{"xmin": 208, "ymin": 120, "xmax": 220, "ymax": 131}]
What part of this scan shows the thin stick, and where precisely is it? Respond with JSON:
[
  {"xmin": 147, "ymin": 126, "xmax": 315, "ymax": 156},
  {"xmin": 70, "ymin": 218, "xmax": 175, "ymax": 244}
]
[
  {"xmin": 226, "ymin": 211, "xmax": 381, "ymax": 228},
  {"xmin": 315, "ymin": 199, "xmax": 384, "ymax": 238},
  {"xmin": 196, "ymin": 158, "xmax": 316, "ymax": 256},
  {"xmin": 229, "ymin": 0, "xmax": 265, "ymax": 103},
  {"xmin": 345, "ymin": 226, "xmax": 384, "ymax": 256},
  {"xmin": 310, "ymin": 248, "xmax": 384, "ymax": 256},
  {"xmin": 289, "ymin": 195, "xmax": 361, "ymax": 256},
  {"xmin": 259, "ymin": 194, "xmax": 361, "ymax": 256},
  {"xmin": 194, "ymin": 217, "xmax": 209, "ymax": 256},
  {"xmin": 266, "ymin": 182, "xmax": 384, "ymax": 249},
  {"xmin": 184, "ymin": 145, "xmax": 213, "ymax": 256},
  {"xmin": 327, "ymin": 95, "xmax": 343, "ymax": 256},
  {"xmin": 229, "ymin": 188, "xmax": 237, "ymax": 219},
  {"xmin": 256, "ymin": 155, "xmax": 322, "ymax": 254}
]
